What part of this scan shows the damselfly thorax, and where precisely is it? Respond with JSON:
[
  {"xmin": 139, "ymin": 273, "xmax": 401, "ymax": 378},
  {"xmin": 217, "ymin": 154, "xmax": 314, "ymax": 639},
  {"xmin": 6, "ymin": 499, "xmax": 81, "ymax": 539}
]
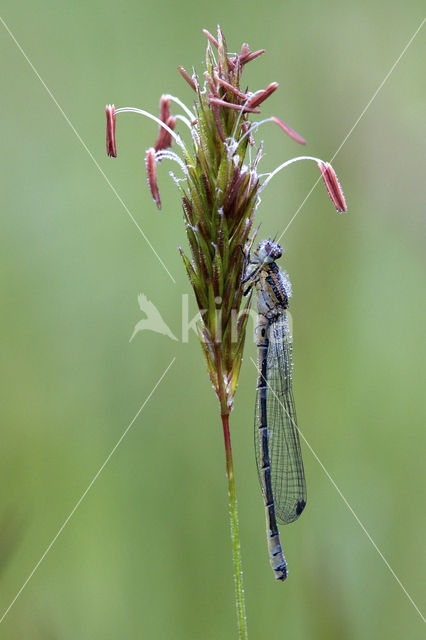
[{"xmin": 243, "ymin": 238, "xmax": 306, "ymax": 581}]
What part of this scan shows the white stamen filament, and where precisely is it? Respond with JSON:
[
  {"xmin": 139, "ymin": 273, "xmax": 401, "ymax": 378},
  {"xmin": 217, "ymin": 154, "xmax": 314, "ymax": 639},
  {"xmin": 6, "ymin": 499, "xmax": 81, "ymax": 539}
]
[
  {"xmin": 260, "ymin": 155, "xmax": 322, "ymax": 191},
  {"xmin": 155, "ymin": 150, "xmax": 187, "ymax": 174},
  {"xmin": 169, "ymin": 171, "xmax": 186, "ymax": 186},
  {"xmin": 114, "ymin": 107, "xmax": 186, "ymax": 151},
  {"xmin": 165, "ymin": 94, "xmax": 195, "ymax": 120},
  {"xmin": 235, "ymin": 118, "xmax": 274, "ymax": 148},
  {"xmin": 174, "ymin": 114, "xmax": 192, "ymax": 130}
]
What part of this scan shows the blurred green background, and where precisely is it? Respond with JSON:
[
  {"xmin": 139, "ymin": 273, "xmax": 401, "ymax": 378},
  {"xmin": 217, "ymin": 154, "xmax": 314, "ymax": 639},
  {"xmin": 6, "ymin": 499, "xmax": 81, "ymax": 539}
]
[{"xmin": 1, "ymin": 1, "xmax": 425, "ymax": 638}]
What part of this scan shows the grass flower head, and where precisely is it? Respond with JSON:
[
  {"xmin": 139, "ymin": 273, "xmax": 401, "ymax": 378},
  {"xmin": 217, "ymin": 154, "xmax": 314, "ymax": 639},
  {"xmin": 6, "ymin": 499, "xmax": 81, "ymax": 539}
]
[{"xmin": 106, "ymin": 26, "xmax": 347, "ymax": 414}]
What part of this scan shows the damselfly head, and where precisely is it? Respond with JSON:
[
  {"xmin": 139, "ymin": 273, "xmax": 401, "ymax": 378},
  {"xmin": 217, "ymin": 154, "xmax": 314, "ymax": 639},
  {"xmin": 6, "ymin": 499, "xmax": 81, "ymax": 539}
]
[{"xmin": 255, "ymin": 239, "xmax": 283, "ymax": 264}]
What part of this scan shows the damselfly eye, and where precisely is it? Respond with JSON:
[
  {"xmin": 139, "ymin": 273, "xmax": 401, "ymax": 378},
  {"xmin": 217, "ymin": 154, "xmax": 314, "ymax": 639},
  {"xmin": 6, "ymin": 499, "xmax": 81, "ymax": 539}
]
[
  {"xmin": 256, "ymin": 239, "xmax": 283, "ymax": 263},
  {"xmin": 270, "ymin": 244, "xmax": 282, "ymax": 260},
  {"xmin": 264, "ymin": 240, "xmax": 282, "ymax": 260}
]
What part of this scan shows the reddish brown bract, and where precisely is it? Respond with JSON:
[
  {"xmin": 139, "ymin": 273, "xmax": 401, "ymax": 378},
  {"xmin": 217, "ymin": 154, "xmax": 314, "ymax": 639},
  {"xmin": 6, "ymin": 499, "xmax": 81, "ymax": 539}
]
[
  {"xmin": 239, "ymin": 48, "xmax": 265, "ymax": 64},
  {"xmin": 247, "ymin": 83, "xmax": 279, "ymax": 108},
  {"xmin": 105, "ymin": 104, "xmax": 117, "ymax": 157},
  {"xmin": 159, "ymin": 95, "xmax": 171, "ymax": 123},
  {"xmin": 271, "ymin": 117, "xmax": 306, "ymax": 145},
  {"xmin": 202, "ymin": 28, "xmax": 219, "ymax": 49},
  {"xmin": 145, "ymin": 148, "xmax": 161, "ymax": 209},
  {"xmin": 154, "ymin": 96, "xmax": 175, "ymax": 152},
  {"xmin": 318, "ymin": 161, "xmax": 347, "ymax": 212},
  {"xmin": 177, "ymin": 66, "xmax": 196, "ymax": 91},
  {"xmin": 208, "ymin": 97, "xmax": 261, "ymax": 114},
  {"xmin": 214, "ymin": 73, "xmax": 248, "ymax": 100}
]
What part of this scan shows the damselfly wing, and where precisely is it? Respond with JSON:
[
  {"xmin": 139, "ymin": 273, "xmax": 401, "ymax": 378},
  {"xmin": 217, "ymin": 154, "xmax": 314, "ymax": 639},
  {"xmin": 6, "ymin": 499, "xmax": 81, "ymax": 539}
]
[{"xmin": 254, "ymin": 314, "xmax": 306, "ymax": 525}]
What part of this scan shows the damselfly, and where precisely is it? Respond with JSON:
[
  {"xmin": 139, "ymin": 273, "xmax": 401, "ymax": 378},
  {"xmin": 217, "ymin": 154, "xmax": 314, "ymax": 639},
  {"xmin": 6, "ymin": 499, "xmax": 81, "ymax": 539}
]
[{"xmin": 243, "ymin": 238, "xmax": 306, "ymax": 581}]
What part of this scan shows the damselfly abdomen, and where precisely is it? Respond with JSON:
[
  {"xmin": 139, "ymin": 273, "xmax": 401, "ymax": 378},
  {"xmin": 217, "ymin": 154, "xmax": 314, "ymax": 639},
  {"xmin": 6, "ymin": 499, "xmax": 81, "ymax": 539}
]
[{"xmin": 244, "ymin": 239, "xmax": 306, "ymax": 580}]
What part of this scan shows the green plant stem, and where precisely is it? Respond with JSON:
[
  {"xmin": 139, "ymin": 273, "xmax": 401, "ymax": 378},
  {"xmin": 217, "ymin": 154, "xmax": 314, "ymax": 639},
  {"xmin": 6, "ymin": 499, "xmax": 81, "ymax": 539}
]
[{"xmin": 221, "ymin": 412, "xmax": 248, "ymax": 640}]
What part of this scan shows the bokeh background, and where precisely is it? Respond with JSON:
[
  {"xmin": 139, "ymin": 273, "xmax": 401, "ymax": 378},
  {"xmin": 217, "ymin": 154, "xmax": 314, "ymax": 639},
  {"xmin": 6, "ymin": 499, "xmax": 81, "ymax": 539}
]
[{"xmin": 1, "ymin": 2, "xmax": 425, "ymax": 638}]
